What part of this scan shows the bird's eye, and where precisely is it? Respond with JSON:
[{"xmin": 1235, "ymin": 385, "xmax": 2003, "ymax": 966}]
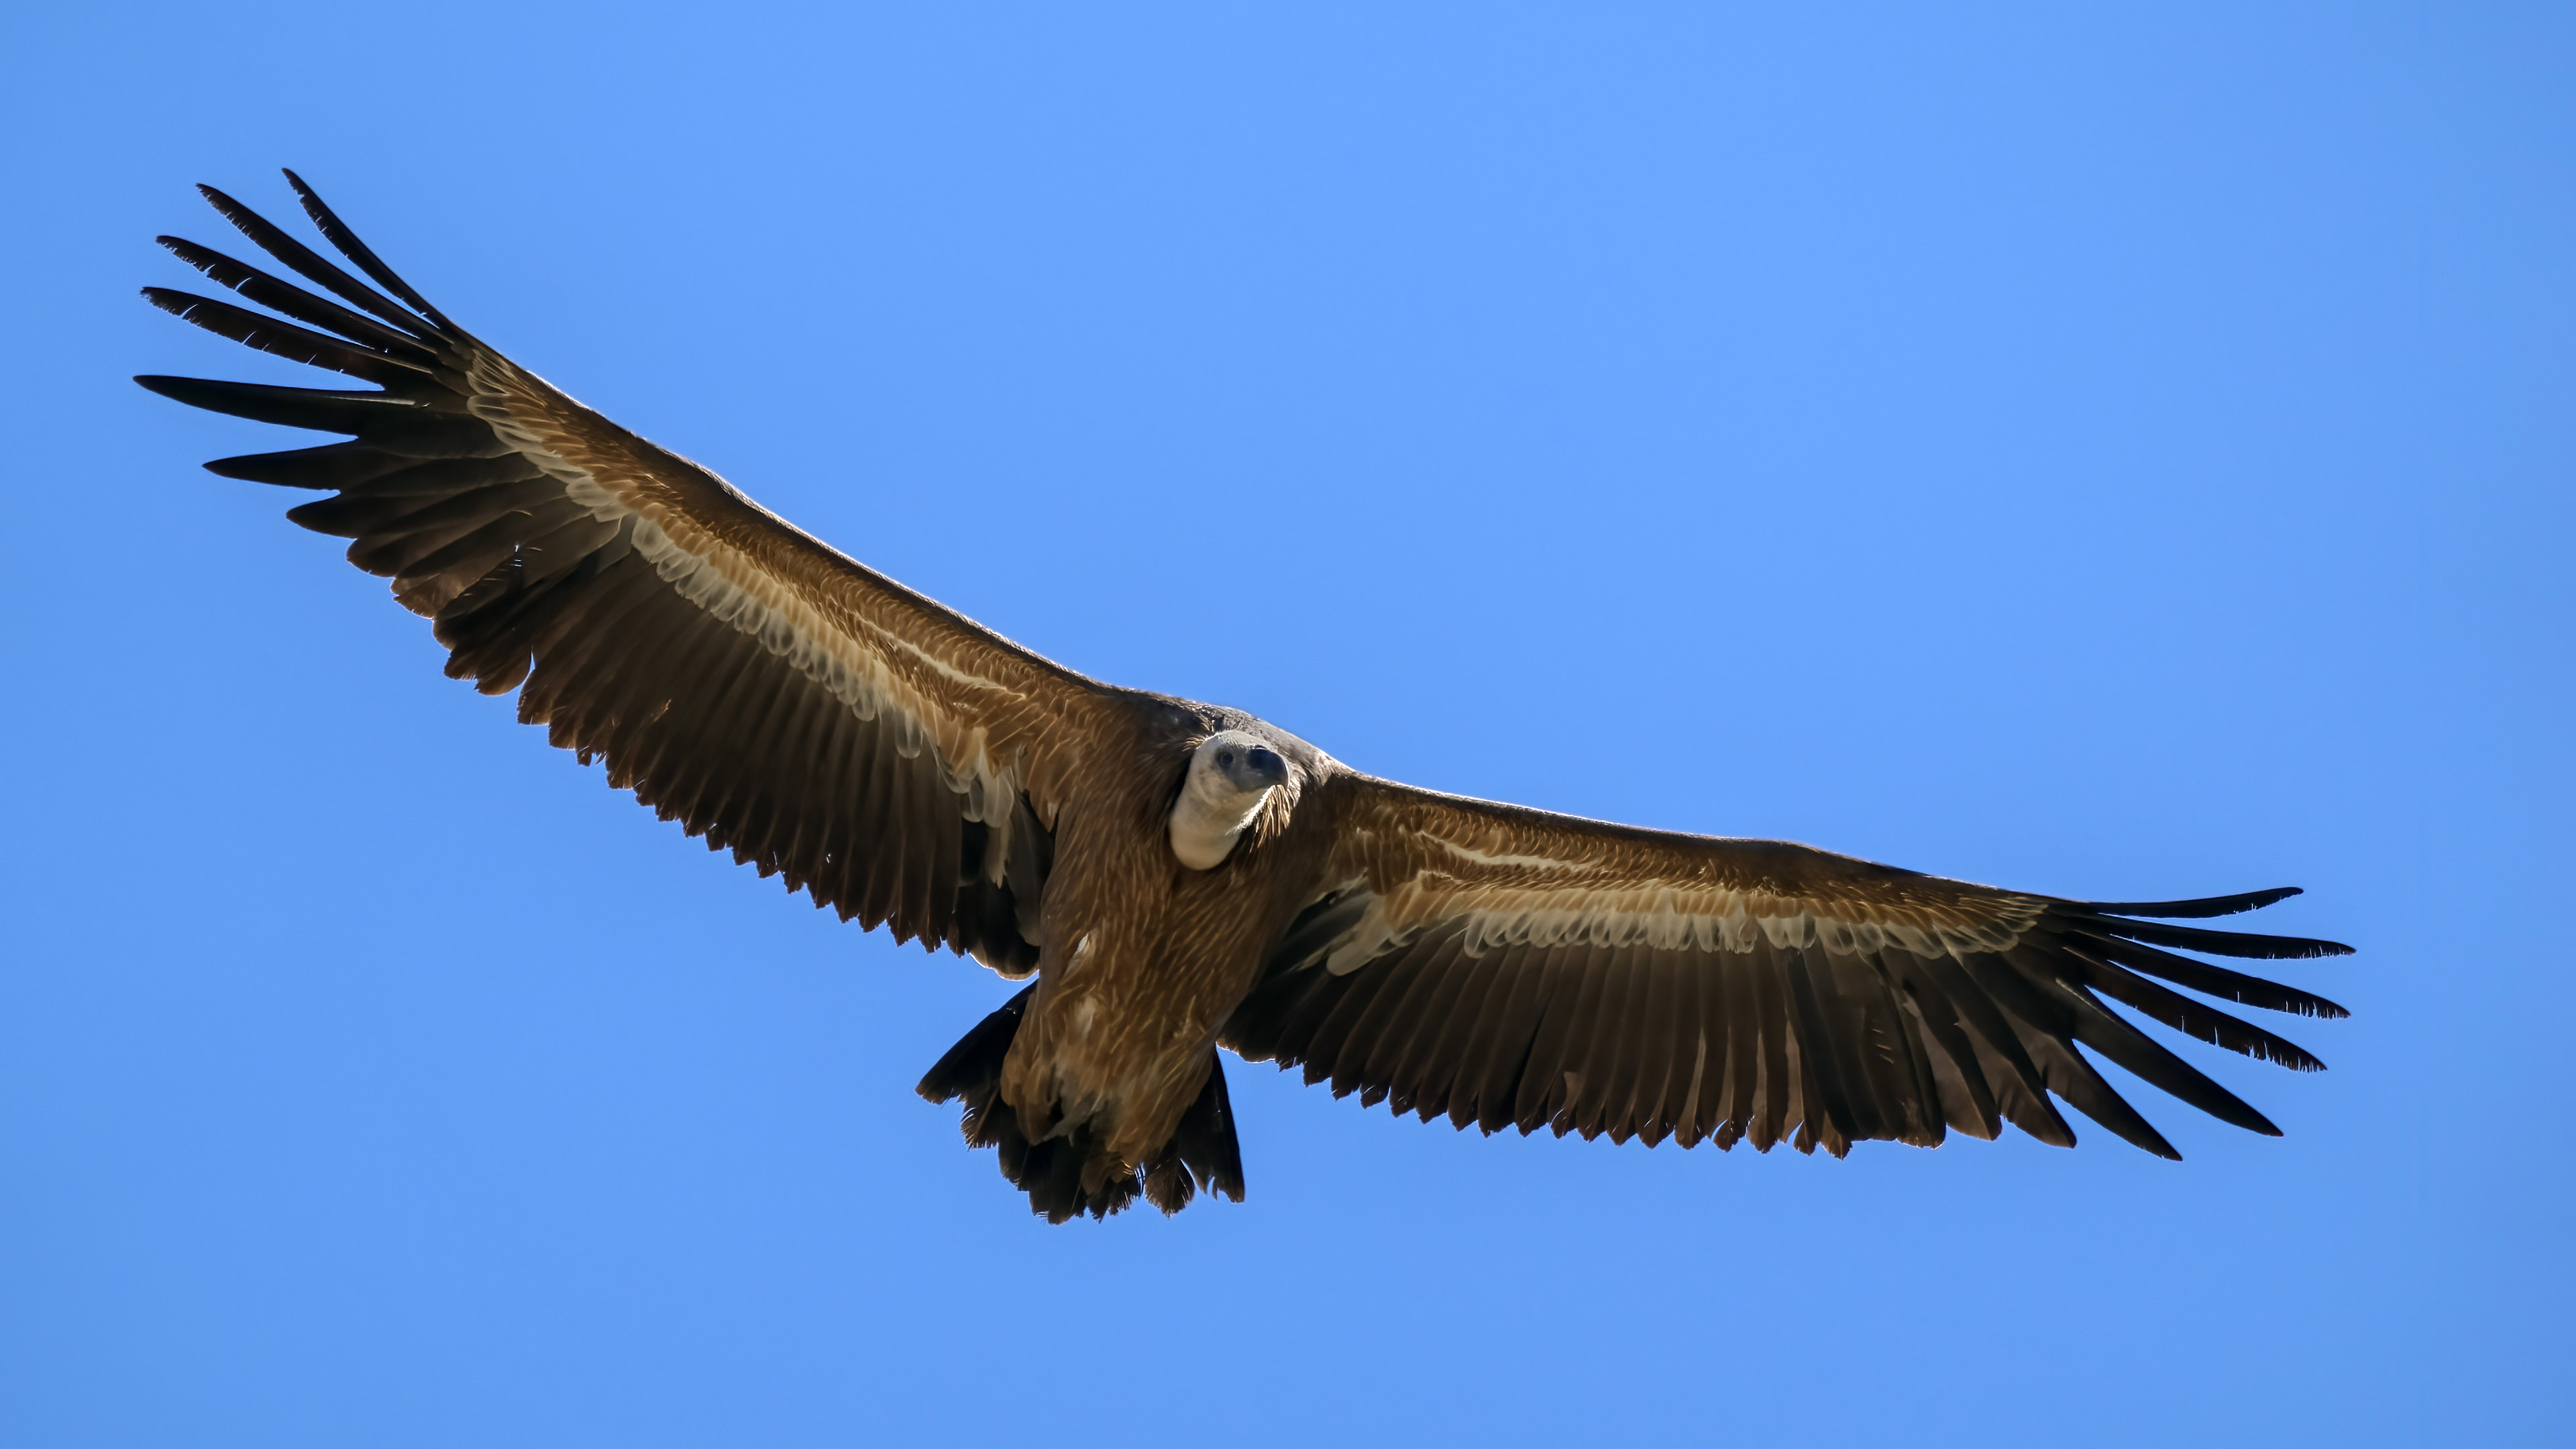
[{"xmin": 1218, "ymin": 752, "xmax": 1235, "ymax": 767}]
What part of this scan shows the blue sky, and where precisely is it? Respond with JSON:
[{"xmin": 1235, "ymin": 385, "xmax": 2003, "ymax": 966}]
[{"xmin": 2, "ymin": 3, "xmax": 2567, "ymax": 1444}]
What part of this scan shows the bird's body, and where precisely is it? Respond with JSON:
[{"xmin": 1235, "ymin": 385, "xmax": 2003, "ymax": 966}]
[
  {"xmin": 993, "ymin": 715, "xmax": 1327, "ymax": 1197},
  {"xmin": 142, "ymin": 173, "xmax": 2353, "ymax": 1222}
]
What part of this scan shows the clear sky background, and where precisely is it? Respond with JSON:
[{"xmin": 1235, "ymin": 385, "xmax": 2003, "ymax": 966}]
[{"xmin": 2, "ymin": 4, "xmax": 2567, "ymax": 1445}]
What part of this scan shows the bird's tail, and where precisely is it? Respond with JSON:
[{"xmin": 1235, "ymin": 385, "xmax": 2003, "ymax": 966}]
[{"xmin": 916, "ymin": 986, "xmax": 1246, "ymax": 1224}]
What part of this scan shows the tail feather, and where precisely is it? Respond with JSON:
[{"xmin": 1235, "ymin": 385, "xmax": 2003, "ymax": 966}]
[
  {"xmin": 1147, "ymin": 1055, "xmax": 1247, "ymax": 1214},
  {"xmin": 916, "ymin": 986, "xmax": 1246, "ymax": 1223}
]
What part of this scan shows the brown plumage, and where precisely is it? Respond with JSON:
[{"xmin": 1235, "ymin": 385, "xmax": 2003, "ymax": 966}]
[{"xmin": 141, "ymin": 173, "xmax": 2353, "ymax": 1223}]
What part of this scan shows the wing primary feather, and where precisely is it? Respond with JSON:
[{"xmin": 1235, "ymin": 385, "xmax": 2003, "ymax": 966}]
[
  {"xmin": 358, "ymin": 482, "xmax": 560, "ymax": 576},
  {"xmin": 494, "ymin": 511, "xmax": 623, "ymax": 592},
  {"xmin": 301, "ymin": 466, "xmax": 543, "ymax": 551},
  {"xmin": 2074, "ymin": 887, "xmax": 2302, "ymax": 920},
  {"xmin": 1888, "ymin": 955, "xmax": 2003, "ymax": 1138},
  {"xmin": 351, "ymin": 455, "xmax": 551, "ymax": 499},
  {"xmin": 157, "ymin": 236, "xmax": 441, "ymax": 362},
  {"xmin": 204, "ymin": 442, "xmax": 434, "ymax": 490},
  {"xmin": 279, "ymin": 170, "xmax": 464, "ymax": 332},
  {"xmin": 1902, "ymin": 951, "xmax": 2053, "ymax": 1108},
  {"xmin": 2065, "ymin": 912, "xmax": 2355, "ymax": 961},
  {"xmin": 1963, "ymin": 1029, "xmax": 2077, "ymax": 1147},
  {"xmin": 2050, "ymin": 980, "xmax": 2284, "ymax": 1136},
  {"xmin": 133, "ymin": 375, "xmax": 425, "ymax": 434},
  {"xmin": 1946, "ymin": 951, "xmax": 2085, "ymax": 1145},
  {"xmin": 2068, "ymin": 929, "xmax": 2351, "ymax": 1018},
  {"xmin": 282, "ymin": 487, "xmax": 445, "ymax": 540},
  {"xmin": 194, "ymin": 184, "xmax": 429, "ymax": 335},
  {"xmin": 344, "ymin": 480, "xmax": 558, "ymax": 574},
  {"xmin": 2063, "ymin": 943, "xmax": 2328, "ymax": 1070},
  {"xmin": 142, "ymin": 288, "xmax": 431, "ymax": 386},
  {"xmin": 398, "ymin": 504, "xmax": 577, "ymax": 616},
  {"xmin": 2022, "ymin": 1031, "xmax": 2184, "ymax": 1161}
]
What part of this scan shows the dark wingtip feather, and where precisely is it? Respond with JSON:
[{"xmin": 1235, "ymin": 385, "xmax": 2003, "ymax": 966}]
[
  {"xmin": 202, "ymin": 453, "xmax": 327, "ymax": 488},
  {"xmin": 2071, "ymin": 914, "xmax": 2357, "ymax": 961},
  {"xmin": 2079, "ymin": 886, "xmax": 2304, "ymax": 919},
  {"xmin": 2143, "ymin": 1134, "xmax": 2184, "ymax": 1162},
  {"xmin": 193, "ymin": 181, "xmax": 430, "ymax": 336},
  {"xmin": 131, "ymin": 374, "xmax": 406, "ymax": 433},
  {"xmin": 2073, "ymin": 930, "xmax": 2353, "ymax": 1022},
  {"xmin": 154, "ymin": 234, "xmax": 441, "ymax": 361},
  {"xmin": 138, "ymin": 286, "xmax": 425, "ymax": 386},
  {"xmin": 279, "ymin": 168, "xmax": 458, "ymax": 331}
]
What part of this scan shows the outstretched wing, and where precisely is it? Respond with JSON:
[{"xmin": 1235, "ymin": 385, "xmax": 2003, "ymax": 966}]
[
  {"xmin": 1225, "ymin": 775, "xmax": 2352, "ymax": 1158},
  {"xmin": 138, "ymin": 172, "xmax": 1122, "ymax": 973}
]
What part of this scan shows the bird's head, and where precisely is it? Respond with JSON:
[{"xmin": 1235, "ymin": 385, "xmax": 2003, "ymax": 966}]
[{"xmin": 1169, "ymin": 729, "xmax": 1289, "ymax": 870}]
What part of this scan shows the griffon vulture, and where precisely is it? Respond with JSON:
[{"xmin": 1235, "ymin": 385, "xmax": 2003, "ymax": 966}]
[{"xmin": 138, "ymin": 174, "xmax": 2352, "ymax": 1223}]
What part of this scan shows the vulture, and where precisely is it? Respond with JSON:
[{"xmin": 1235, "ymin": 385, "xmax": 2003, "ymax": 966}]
[{"xmin": 138, "ymin": 172, "xmax": 2353, "ymax": 1223}]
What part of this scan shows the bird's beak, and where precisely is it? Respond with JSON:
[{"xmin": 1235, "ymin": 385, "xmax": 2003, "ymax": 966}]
[{"xmin": 1244, "ymin": 746, "xmax": 1287, "ymax": 792}]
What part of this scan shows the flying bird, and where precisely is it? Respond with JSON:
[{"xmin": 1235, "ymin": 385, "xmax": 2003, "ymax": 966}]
[{"xmin": 139, "ymin": 173, "xmax": 2352, "ymax": 1223}]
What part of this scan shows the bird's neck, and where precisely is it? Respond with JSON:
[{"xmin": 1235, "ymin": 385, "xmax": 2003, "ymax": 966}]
[{"xmin": 1169, "ymin": 781, "xmax": 1271, "ymax": 870}]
